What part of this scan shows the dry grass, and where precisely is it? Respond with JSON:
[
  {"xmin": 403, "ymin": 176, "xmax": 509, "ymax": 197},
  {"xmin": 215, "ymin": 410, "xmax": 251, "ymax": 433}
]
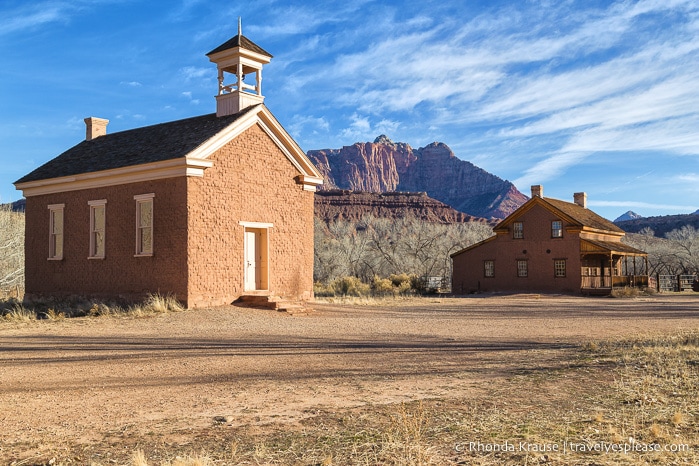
[
  {"xmin": 108, "ymin": 330, "xmax": 698, "ymax": 465},
  {"xmin": 0, "ymin": 293, "xmax": 185, "ymax": 323}
]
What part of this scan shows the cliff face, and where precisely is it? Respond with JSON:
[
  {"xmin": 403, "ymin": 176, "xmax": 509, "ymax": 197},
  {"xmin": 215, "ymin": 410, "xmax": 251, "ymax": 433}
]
[
  {"xmin": 308, "ymin": 136, "xmax": 527, "ymax": 219},
  {"xmin": 315, "ymin": 190, "xmax": 494, "ymax": 225}
]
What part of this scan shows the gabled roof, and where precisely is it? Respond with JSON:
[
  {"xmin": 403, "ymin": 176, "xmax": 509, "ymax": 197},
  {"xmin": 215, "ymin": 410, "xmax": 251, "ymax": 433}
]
[
  {"xmin": 207, "ymin": 34, "xmax": 272, "ymax": 58},
  {"xmin": 15, "ymin": 105, "xmax": 323, "ymax": 196},
  {"xmin": 16, "ymin": 107, "xmax": 257, "ymax": 185},
  {"xmin": 495, "ymin": 196, "xmax": 624, "ymax": 235}
]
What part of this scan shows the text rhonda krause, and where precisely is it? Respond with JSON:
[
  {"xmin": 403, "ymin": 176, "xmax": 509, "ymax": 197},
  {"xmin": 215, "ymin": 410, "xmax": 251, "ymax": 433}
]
[{"xmin": 457, "ymin": 441, "xmax": 691, "ymax": 454}]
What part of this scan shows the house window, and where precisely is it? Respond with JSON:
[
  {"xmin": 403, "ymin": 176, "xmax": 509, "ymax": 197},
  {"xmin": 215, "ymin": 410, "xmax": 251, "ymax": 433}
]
[
  {"xmin": 554, "ymin": 259, "xmax": 566, "ymax": 277},
  {"xmin": 134, "ymin": 194, "xmax": 154, "ymax": 256},
  {"xmin": 513, "ymin": 222, "xmax": 523, "ymax": 239},
  {"xmin": 517, "ymin": 259, "xmax": 528, "ymax": 277},
  {"xmin": 552, "ymin": 220, "xmax": 563, "ymax": 238},
  {"xmin": 88, "ymin": 200, "xmax": 106, "ymax": 259},
  {"xmin": 48, "ymin": 204, "xmax": 64, "ymax": 260},
  {"xmin": 484, "ymin": 260, "xmax": 495, "ymax": 277}
]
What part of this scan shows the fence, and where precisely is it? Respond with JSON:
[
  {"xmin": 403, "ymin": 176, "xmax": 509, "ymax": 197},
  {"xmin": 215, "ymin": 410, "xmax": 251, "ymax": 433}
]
[{"xmin": 656, "ymin": 274, "xmax": 698, "ymax": 292}]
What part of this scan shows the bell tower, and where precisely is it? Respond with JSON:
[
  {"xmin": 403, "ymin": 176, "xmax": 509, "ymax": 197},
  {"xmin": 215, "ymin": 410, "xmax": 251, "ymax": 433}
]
[{"xmin": 206, "ymin": 19, "xmax": 273, "ymax": 117}]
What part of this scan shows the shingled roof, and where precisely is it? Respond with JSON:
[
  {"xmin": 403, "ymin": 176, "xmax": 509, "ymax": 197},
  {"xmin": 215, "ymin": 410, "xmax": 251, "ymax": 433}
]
[
  {"xmin": 495, "ymin": 195, "xmax": 625, "ymax": 234},
  {"xmin": 543, "ymin": 197, "xmax": 624, "ymax": 233},
  {"xmin": 15, "ymin": 106, "xmax": 258, "ymax": 184},
  {"xmin": 207, "ymin": 34, "xmax": 272, "ymax": 58}
]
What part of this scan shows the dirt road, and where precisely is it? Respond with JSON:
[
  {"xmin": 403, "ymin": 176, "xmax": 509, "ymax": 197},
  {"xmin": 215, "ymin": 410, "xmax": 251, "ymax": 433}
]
[{"xmin": 1, "ymin": 294, "xmax": 697, "ymax": 464}]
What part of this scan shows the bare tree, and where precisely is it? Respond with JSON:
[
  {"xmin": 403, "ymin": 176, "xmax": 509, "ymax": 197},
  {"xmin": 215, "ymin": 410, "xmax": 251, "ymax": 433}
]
[
  {"xmin": 0, "ymin": 205, "xmax": 24, "ymax": 295},
  {"xmin": 315, "ymin": 215, "xmax": 493, "ymax": 284}
]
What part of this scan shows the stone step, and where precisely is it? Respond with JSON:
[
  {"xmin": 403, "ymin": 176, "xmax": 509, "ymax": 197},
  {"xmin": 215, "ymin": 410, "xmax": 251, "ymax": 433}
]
[{"xmin": 235, "ymin": 295, "xmax": 312, "ymax": 315}]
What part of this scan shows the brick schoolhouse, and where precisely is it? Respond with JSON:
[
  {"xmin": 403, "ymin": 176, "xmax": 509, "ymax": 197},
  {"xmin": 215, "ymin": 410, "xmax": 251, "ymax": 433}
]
[
  {"xmin": 14, "ymin": 30, "xmax": 323, "ymax": 308},
  {"xmin": 451, "ymin": 185, "xmax": 649, "ymax": 295}
]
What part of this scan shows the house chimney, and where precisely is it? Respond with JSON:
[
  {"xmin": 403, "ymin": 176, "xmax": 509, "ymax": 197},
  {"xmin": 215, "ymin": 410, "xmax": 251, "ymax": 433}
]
[
  {"xmin": 531, "ymin": 185, "xmax": 544, "ymax": 198},
  {"xmin": 574, "ymin": 192, "xmax": 587, "ymax": 208},
  {"xmin": 84, "ymin": 117, "xmax": 109, "ymax": 141}
]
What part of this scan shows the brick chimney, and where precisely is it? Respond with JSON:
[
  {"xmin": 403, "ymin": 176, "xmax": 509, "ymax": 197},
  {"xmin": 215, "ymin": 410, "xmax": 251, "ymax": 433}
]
[
  {"xmin": 531, "ymin": 185, "xmax": 544, "ymax": 198},
  {"xmin": 84, "ymin": 117, "xmax": 109, "ymax": 141},
  {"xmin": 574, "ymin": 192, "xmax": 587, "ymax": 208}
]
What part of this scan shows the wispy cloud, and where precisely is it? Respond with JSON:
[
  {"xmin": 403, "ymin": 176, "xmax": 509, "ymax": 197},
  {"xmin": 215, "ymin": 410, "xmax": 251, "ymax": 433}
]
[
  {"xmin": 590, "ymin": 200, "xmax": 697, "ymax": 212},
  {"xmin": 0, "ymin": 1, "xmax": 127, "ymax": 36}
]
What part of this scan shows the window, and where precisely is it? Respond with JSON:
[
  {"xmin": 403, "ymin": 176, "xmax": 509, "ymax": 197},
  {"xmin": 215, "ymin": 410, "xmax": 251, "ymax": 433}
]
[
  {"xmin": 48, "ymin": 204, "xmax": 64, "ymax": 260},
  {"xmin": 552, "ymin": 220, "xmax": 563, "ymax": 238},
  {"xmin": 554, "ymin": 259, "xmax": 566, "ymax": 277},
  {"xmin": 513, "ymin": 221, "xmax": 523, "ymax": 239},
  {"xmin": 134, "ymin": 194, "xmax": 154, "ymax": 256},
  {"xmin": 484, "ymin": 260, "xmax": 495, "ymax": 277},
  {"xmin": 517, "ymin": 259, "xmax": 528, "ymax": 277},
  {"xmin": 88, "ymin": 200, "xmax": 106, "ymax": 259}
]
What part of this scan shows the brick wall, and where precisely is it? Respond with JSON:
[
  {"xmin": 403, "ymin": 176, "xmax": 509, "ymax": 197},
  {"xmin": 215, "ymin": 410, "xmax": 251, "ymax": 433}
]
[
  {"xmin": 186, "ymin": 123, "xmax": 315, "ymax": 307},
  {"xmin": 24, "ymin": 177, "xmax": 189, "ymax": 303},
  {"xmin": 452, "ymin": 203, "xmax": 582, "ymax": 294}
]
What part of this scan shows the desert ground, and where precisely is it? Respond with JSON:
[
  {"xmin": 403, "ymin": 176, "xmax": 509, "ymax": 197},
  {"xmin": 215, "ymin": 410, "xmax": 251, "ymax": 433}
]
[{"xmin": 1, "ymin": 293, "xmax": 698, "ymax": 465}]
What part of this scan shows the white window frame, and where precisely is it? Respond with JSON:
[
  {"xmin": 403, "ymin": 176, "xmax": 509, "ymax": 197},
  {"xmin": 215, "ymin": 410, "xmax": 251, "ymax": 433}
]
[
  {"xmin": 513, "ymin": 221, "xmax": 524, "ymax": 239},
  {"xmin": 552, "ymin": 220, "xmax": 563, "ymax": 238},
  {"xmin": 554, "ymin": 259, "xmax": 566, "ymax": 278},
  {"xmin": 134, "ymin": 193, "xmax": 155, "ymax": 257},
  {"xmin": 517, "ymin": 259, "xmax": 528, "ymax": 278},
  {"xmin": 88, "ymin": 199, "xmax": 107, "ymax": 259},
  {"xmin": 48, "ymin": 204, "xmax": 65, "ymax": 260},
  {"xmin": 484, "ymin": 260, "xmax": 495, "ymax": 278}
]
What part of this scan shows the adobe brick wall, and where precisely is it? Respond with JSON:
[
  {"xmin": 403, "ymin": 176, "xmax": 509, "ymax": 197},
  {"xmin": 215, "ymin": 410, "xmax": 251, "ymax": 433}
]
[
  {"xmin": 452, "ymin": 203, "xmax": 582, "ymax": 294},
  {"xmin": 24, "ymin": 178, "xmax": 189, "ymax": 303},
  {"xmin": 186, "ymin": 123, "xmax": 315, "ymax": 307}
]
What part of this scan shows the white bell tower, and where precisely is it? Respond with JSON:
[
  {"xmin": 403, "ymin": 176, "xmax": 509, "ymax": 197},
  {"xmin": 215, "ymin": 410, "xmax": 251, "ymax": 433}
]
[{"xmin": 206, "ymin": 19, "xmax": 273, "ymax": 117}]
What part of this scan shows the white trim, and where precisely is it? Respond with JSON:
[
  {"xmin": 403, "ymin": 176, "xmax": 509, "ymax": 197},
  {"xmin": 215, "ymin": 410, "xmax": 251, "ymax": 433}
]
[
  {"xmin": 48, "ymin": 204, "xmax": 64, "ymax": 260},
  {"xmin": 88, "ymin": 200, "xmax": 106, "ymax": 259},
  {"xmin": 239, "ymin": 221, "xmax": 274, "ymax": 228},
  {"xmin": 134, "ymin": 195, "xmax": 154, "ymax": 256},
  {"xmin": 16, "ymin": 158, "xmax": 212, "ymax": 197}
]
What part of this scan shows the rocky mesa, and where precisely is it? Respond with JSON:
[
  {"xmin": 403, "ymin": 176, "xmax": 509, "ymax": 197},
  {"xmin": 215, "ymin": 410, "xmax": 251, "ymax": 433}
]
[
  {"xmin": 315, "ymin": 190, "xmax": 494, "ymax": 225},
  {"xmin": 308, "ymin": 135, "xmax": 527, "ymax": 219}
]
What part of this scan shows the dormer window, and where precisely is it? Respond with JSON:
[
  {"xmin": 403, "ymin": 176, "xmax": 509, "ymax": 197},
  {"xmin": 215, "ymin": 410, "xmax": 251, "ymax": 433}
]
[
  {"xmin": 513, "ymin": 222, "xmax": 523, "ymax": 239},
  {"xmin": 552, "ymin": 220, "xmax": 563, "ymax": 238}
]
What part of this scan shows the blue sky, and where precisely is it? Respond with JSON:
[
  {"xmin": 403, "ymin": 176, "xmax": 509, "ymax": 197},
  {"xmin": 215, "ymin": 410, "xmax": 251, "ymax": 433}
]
[{"xmin": 1, "ymin": 0, "xmax": 698, "ymax": 221}]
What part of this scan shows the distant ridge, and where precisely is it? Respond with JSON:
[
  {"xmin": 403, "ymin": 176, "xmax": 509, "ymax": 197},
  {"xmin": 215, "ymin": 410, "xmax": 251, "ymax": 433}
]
[
  {"xmin": 307, "ymin": 135, "xmax": 527, "ymax": 219},
  {"xmin": 615, "ymin": 212, "xmax": 699, "ymax": 237},
  {"xmin": 614, "ymin": 210, "xmax": 643, "ymax": 222}
]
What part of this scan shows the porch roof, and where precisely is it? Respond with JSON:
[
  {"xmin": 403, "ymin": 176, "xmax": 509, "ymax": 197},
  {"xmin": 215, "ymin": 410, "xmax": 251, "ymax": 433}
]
[{"xmin": 581, "ymin": 238, "xmax": 647, "ymax": 256}]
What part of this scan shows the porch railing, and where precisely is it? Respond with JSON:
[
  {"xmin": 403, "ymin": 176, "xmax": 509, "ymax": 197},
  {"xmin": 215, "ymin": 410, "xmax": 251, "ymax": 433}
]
[{"xmin": 581, "ymin": 275, "xmax": 649, "ymax": 289}]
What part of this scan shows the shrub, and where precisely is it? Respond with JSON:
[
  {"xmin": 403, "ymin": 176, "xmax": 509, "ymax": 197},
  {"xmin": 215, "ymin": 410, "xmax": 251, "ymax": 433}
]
[
  {"xmin": 331, "ymin": 276, "xmax": 371, "ymax": 297},
  {"xmin": 372, "ymin": 276, "xmax": 394, "ymax": 295}
]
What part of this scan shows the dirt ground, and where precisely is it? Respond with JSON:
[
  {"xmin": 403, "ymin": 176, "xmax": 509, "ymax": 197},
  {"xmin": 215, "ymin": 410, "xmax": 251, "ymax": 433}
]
[{"xmin": 1, "ymin": 293, "xmax": 698, "ymax": 464}]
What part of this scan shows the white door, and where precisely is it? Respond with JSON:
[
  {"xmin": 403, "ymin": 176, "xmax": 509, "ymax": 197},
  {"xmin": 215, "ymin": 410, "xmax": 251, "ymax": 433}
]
[{"xmin": 244, "ymin": 230, "xmax": 259, "ymax": 290}]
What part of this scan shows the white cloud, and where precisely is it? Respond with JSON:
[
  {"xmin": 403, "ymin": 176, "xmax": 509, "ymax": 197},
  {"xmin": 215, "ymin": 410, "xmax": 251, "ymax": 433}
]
[{"xmin": 120, "ymin": 81, "xmax": 143, "ymax": 87}]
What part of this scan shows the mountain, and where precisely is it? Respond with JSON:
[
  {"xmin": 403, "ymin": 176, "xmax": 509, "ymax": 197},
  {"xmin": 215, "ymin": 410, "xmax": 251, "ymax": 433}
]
[
  {"xmin": 615, "ymin": 212, "xmax": 699, "ymax": 237},
  {"xmin": 315, "ymin": 190, "xmax": 494, "ymax": 225},
  {"xmin": 0, "ymin": 199, "xmax": 25, "ymax": 212},
  {"xmin": 308, "ymin": 135, "xmax": 527, "ymax": 219},
  {"xmin": 614, "ymin": 211, "xmax": 643, "ymax": 222}
]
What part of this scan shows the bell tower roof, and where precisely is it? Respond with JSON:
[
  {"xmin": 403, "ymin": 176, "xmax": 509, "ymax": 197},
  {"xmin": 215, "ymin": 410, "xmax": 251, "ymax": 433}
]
[
  {"xmin": 206, "ymin": 34, "xmax": 272, "ymax": 58},
  {"xmin": 207, "ymin": 19, "xmax": 273, "ymax": 117}
]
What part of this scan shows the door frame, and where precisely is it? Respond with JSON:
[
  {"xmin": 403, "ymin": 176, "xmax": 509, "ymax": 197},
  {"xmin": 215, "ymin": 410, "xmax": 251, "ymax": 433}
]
[{"xmin": 239, "ymin": 221, "xmax": 272, "ymax": 292}]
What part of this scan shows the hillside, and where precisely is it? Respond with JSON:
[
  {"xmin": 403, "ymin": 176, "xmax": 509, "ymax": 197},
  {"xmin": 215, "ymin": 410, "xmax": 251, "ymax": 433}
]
[
  {"xmin": 308, "ymin": 135, "xmax": 527, "ymax": 219},
  {"xmin": 615, "ymin": 212, "xmax": 699, "ymax": 237},
  {"xmin": 315, "ymin": 190, "xmax": 494, "ymax": 225}
]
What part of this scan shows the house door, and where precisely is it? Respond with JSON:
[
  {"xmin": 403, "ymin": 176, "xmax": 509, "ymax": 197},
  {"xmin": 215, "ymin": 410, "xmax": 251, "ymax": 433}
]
[{"xmin": 244, "ymin": 227, "xmax": 268, "ymax": 291}]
